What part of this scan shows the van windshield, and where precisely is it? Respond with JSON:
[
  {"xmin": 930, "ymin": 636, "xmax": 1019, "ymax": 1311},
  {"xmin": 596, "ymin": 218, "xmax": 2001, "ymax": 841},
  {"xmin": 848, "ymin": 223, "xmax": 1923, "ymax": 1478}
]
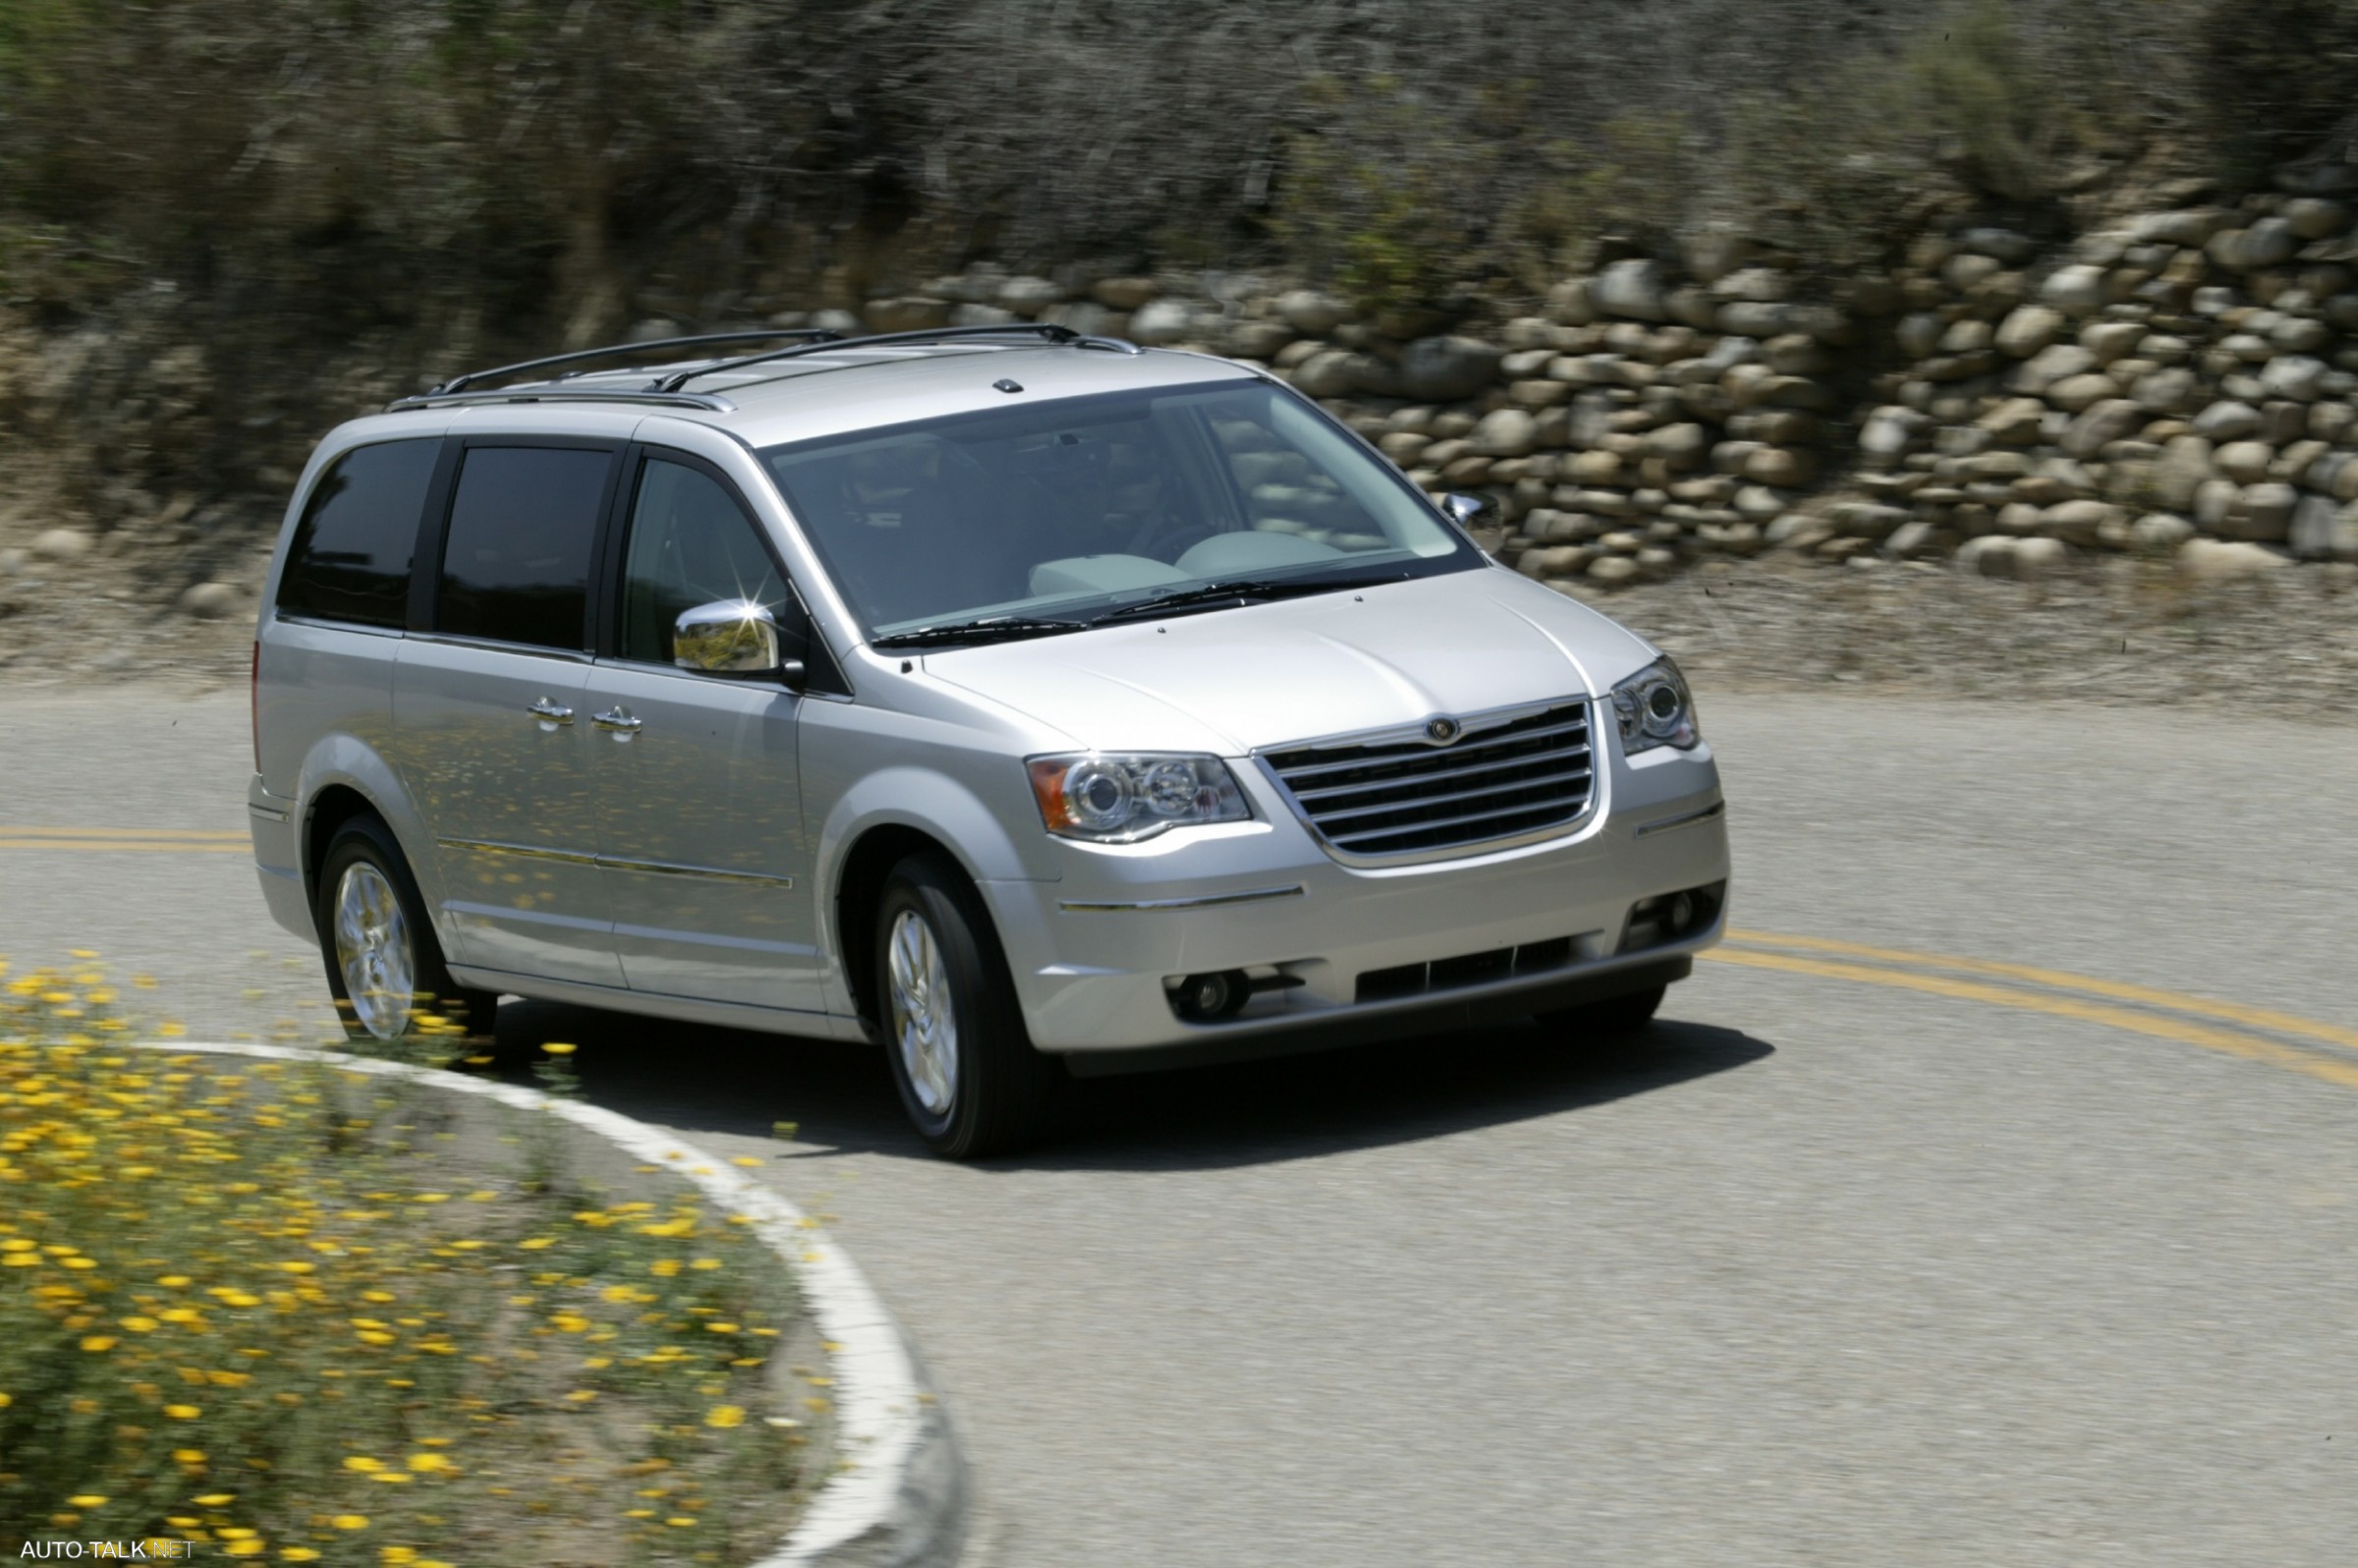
[{"xmin": 761, "ymin": 380, "xmax": 1479, "ymax": 644}]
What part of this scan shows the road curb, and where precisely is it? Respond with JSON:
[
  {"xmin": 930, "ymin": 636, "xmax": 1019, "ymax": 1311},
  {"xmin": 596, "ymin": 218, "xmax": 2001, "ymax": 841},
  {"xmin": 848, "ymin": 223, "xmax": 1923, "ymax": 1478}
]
[{"xmin": 146, "ymin": 1039, "xmax": 969, "ymax": 1568}]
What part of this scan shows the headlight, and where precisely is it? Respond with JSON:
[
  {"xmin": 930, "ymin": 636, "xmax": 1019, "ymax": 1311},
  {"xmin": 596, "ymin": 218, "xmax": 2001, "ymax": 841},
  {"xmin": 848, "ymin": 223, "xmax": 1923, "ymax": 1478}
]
[
  {"xmin": 1026, "ymin": 754, "xmax": 1251, "ymax": 842},
  {"xmin": 1611, "ymin": 658, "xmax": 1700, "ymax": 755}
]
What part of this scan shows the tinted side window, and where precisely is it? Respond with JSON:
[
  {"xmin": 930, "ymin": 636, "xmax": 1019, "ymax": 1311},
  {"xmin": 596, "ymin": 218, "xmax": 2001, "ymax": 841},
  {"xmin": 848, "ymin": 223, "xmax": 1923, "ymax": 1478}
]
[
  {"xmin": 436, "ymin": 446, "xmax": 612, "ymax": 651},
  {"xmin": 277, "ymin": 439, "xmax": 438, "ymax": 628},
  {"xmin": 618, "ymin": 460, "xmax": 793, "ymax": 664}
]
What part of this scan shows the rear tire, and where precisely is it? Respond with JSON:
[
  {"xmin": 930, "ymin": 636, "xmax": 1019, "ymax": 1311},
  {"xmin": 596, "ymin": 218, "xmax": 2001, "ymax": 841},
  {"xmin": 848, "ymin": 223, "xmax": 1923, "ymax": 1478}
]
[
  {"xmin": 1532, "ymin": 982, "xmax": 1665, "ymax": 1053},
  {"xmin": 874, "ymin": 851, "xmax": 1057, "ymax": 1158},
  {"xmin": 313, "ymin": 814, "xmax": 498, "ymax": 1046}
]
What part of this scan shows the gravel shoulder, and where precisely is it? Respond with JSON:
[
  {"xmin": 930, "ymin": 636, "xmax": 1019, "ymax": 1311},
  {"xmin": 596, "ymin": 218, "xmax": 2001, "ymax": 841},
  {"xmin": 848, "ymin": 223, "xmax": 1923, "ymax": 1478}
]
[{"xmin": 1566, "ymin": 554, "xmax": 2358, "ymax": 714}]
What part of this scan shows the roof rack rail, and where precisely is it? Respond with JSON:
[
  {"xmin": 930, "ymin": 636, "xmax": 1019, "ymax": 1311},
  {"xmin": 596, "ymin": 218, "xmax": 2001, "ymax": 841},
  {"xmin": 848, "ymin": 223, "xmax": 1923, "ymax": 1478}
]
[
  {"xmin": 423, "ymin": 328, "xmax": 843, "ymax": 397},
  {"xmin": 385, "ymin": 387, "xmax": 742, "ymax": 416},
  {"xmin": 650, "ymin": 322, "xmax": 1143, "ymax": 393}
]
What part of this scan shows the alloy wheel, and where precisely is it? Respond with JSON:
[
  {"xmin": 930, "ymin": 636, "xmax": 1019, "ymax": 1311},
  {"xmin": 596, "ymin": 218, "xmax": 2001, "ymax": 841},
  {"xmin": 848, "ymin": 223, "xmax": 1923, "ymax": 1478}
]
[
  {"xmin": 886, "ymin": 908, "xmax": 959, "ymax": 1116},
  {"xmin": 333, "ymin": 861, "xmax": 416, "ymax": 1039}
]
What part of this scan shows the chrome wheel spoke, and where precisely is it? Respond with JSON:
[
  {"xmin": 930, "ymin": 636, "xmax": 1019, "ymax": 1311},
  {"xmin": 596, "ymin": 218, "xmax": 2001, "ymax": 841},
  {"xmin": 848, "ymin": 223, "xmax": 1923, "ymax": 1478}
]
[
  {"xmin": 886, "ymin": 908, "xmax": 959, "ymax": 1117},
  {"xmin": 333, "ymin": 862, "xmax": 415, "ymax": 1040}
]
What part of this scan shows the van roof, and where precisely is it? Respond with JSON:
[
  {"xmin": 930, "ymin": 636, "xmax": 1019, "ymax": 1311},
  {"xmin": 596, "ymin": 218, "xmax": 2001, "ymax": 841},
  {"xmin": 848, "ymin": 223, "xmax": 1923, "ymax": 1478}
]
[{"xmin": 386, "ymin": 327, "xmax": 1260, "ymax": 449}]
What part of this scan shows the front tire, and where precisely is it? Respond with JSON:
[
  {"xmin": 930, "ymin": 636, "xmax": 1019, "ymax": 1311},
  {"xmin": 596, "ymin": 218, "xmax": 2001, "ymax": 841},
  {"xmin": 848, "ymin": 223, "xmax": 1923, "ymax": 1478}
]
[
  {"xmin": 313, "ymin": 814, "xmax": 497, "ymax": 1046},
  {"xmin": 875, "ymin": 852, "xmax": 1056, "ymax": 1158}
]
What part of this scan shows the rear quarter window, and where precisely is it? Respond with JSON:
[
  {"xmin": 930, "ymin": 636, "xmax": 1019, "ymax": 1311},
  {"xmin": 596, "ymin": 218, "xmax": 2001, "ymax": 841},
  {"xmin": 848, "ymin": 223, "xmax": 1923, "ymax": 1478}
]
[{"xmin": 277, "ymin": 438, "xmax": 441, "ymax": 628}]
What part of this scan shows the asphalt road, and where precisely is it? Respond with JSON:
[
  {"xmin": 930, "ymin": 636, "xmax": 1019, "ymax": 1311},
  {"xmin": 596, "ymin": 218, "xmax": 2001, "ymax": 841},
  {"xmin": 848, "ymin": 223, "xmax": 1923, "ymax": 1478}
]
[{"xmin": 5, "ymin": 686, "xmax": 2355, "ymax": 1566}]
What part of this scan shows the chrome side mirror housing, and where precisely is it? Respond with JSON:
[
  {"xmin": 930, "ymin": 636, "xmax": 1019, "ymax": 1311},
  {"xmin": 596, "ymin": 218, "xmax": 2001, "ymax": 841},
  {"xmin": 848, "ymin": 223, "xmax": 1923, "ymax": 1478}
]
[
  {"xmin": 1439, "ymin": 491, "xmax": 1497, "ymax": 532},
  {"xmin": 674, "ymin": 599, "xmax": 805, "ymax": 687}
]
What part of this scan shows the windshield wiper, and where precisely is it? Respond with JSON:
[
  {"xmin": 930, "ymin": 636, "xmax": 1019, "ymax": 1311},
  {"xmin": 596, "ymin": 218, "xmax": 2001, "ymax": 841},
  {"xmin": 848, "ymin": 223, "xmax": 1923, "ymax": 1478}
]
[
  {"xmin": 1085, "ymin": 571, "xmax": 1409, "ymax": 627},
  {"xmin": 869, "ymin": 614, "xmax": 1087, "ymax": 650}
]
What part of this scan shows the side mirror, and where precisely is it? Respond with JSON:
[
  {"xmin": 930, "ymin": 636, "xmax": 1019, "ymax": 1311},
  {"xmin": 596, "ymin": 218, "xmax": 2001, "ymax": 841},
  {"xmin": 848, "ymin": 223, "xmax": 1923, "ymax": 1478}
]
[
  {"xmin": 1439, "ymin": 492, "xmax": 1497, "ymax": 532},
  {"xmin": 674, "ymin": 599, "xmax": 804, "ymax": 688}
]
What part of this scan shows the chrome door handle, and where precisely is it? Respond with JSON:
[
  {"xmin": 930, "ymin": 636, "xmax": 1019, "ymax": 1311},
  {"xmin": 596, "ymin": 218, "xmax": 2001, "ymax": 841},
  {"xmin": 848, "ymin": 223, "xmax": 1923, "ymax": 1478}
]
[
  {"xmin": 592, "ymin": 707, "xmax": 644, "ymax": 733},
  {"xmin": 528, "ymin": 698, "xmax": 574, "ymax": 726}
]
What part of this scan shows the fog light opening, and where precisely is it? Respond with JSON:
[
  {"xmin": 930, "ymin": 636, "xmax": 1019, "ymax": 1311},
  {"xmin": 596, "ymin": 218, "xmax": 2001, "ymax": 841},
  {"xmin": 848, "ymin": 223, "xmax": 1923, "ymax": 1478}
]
[
  {"xmin": 1620, "ymin": 882, "xmax": 1723, "ymax": 954},
  {"xmin": 1173, "ymin": 969, "xmax": 1252, "ymax": 1023}
]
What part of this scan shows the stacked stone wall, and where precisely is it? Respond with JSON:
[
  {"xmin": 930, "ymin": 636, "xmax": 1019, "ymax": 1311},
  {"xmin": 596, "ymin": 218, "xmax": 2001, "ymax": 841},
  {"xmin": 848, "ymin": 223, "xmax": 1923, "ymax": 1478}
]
[{"xmin": 844, "ymin": 176, "xmax": 2358, "ymax": 589}]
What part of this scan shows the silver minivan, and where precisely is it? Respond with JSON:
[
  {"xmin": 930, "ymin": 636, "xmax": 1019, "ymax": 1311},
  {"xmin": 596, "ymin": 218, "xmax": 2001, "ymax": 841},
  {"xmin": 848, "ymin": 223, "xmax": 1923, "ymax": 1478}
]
[{"xmin": 250, "ymin": 325, "xmax": 1730, "ymax": 1155}]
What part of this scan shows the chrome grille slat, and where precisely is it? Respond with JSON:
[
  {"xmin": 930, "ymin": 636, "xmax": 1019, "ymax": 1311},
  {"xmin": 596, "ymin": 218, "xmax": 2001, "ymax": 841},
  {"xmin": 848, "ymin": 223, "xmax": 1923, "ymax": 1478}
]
[
  {"xmin": 1311, "ymin": 765, "xmax": 1594, "ymax": 825},
  {"xmin": 1292, "ymin": 744, "xmax": 1592, "ymax": 804},
  {"xmin": 1263, "ymin": 700, "xmax": 1597, "ymax": 860},
  {"xmin": 1273, "ymin": 717, "xmax": 1592, "ymax": 780},
  {"xmin": 1327, "ymin": 795, "xmax": 1584, "ymax": 848}
]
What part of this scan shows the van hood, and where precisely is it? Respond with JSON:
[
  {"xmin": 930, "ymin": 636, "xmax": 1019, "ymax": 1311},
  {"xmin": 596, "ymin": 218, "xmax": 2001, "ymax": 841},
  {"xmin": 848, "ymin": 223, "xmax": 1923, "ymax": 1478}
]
[{"xmin": 918, "ymin": 568, "xmax": 1659, "ymax": 755}]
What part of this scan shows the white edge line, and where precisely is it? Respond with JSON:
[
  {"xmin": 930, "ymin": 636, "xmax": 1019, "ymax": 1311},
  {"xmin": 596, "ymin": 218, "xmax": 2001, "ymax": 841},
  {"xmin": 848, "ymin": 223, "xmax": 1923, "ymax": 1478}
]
[{"xmin": 136, "ymin": 1039, "xmax": 959, "ymax": 1567}]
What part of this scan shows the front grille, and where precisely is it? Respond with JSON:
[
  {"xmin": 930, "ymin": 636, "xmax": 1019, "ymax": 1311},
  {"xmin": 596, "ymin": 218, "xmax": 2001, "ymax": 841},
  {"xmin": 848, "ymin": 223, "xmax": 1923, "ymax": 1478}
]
[{"xmin": 1263, "ymin": 701, "xmax": 1596, "ymax": 859}]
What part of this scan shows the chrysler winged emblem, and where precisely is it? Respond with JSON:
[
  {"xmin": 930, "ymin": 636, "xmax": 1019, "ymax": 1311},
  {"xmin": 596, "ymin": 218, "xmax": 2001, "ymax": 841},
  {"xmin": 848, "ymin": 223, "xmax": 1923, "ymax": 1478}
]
[{"xmin": 1425, "ymin": 716, "xmax": 1461, "ymax": 745}]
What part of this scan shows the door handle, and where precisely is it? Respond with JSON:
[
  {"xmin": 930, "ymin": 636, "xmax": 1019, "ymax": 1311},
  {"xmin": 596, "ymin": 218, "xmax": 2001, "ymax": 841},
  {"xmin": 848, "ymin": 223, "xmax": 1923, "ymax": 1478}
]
[
  {"xmin": 528, "ymin": 697, "xmax": 575, "ymax": 726},
  {"xmin": 592, "ymin": 707, "xmax": 644, "ymax": 734}
]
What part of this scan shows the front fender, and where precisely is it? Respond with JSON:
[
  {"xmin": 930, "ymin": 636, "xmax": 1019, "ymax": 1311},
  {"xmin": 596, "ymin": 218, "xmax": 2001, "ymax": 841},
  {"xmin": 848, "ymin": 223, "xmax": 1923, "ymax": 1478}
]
[{"xmin": 809, "ymin": 764, "xmax": 1060, "ymax": 1017}]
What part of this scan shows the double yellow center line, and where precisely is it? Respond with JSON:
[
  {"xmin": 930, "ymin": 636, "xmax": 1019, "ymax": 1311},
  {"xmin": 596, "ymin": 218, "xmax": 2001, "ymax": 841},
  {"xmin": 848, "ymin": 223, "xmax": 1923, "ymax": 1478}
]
[
  {"xmin": 0, "ymin": 825, "xmax": 250, "ymax": 855},
  {"xmin": 1710, "ymin": 930, "xmax": 2358, "ymax": 1092}
]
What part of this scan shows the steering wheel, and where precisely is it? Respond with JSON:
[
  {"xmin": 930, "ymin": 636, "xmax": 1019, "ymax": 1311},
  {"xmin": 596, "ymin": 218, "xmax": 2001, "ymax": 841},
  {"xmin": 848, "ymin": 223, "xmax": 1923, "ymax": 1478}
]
[{"xmin": 1124, "ymin": 508, "xmax": 1216, "ymax": 565}]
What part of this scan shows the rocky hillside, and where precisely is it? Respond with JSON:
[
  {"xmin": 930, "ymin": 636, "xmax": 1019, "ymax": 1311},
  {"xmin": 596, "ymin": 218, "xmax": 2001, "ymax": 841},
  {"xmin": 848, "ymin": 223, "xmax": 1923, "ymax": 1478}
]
[{"xmin": 5, "ymin": 0, "xmax": 2358, "ymax": 674}]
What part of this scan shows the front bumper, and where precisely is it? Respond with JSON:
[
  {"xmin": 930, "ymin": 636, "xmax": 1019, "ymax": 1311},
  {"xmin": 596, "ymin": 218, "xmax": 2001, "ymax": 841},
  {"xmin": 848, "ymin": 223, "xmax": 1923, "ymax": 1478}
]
[{"xmin": 982, "ymin": 738, "xmax": 1730, "ymax": 1052}]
